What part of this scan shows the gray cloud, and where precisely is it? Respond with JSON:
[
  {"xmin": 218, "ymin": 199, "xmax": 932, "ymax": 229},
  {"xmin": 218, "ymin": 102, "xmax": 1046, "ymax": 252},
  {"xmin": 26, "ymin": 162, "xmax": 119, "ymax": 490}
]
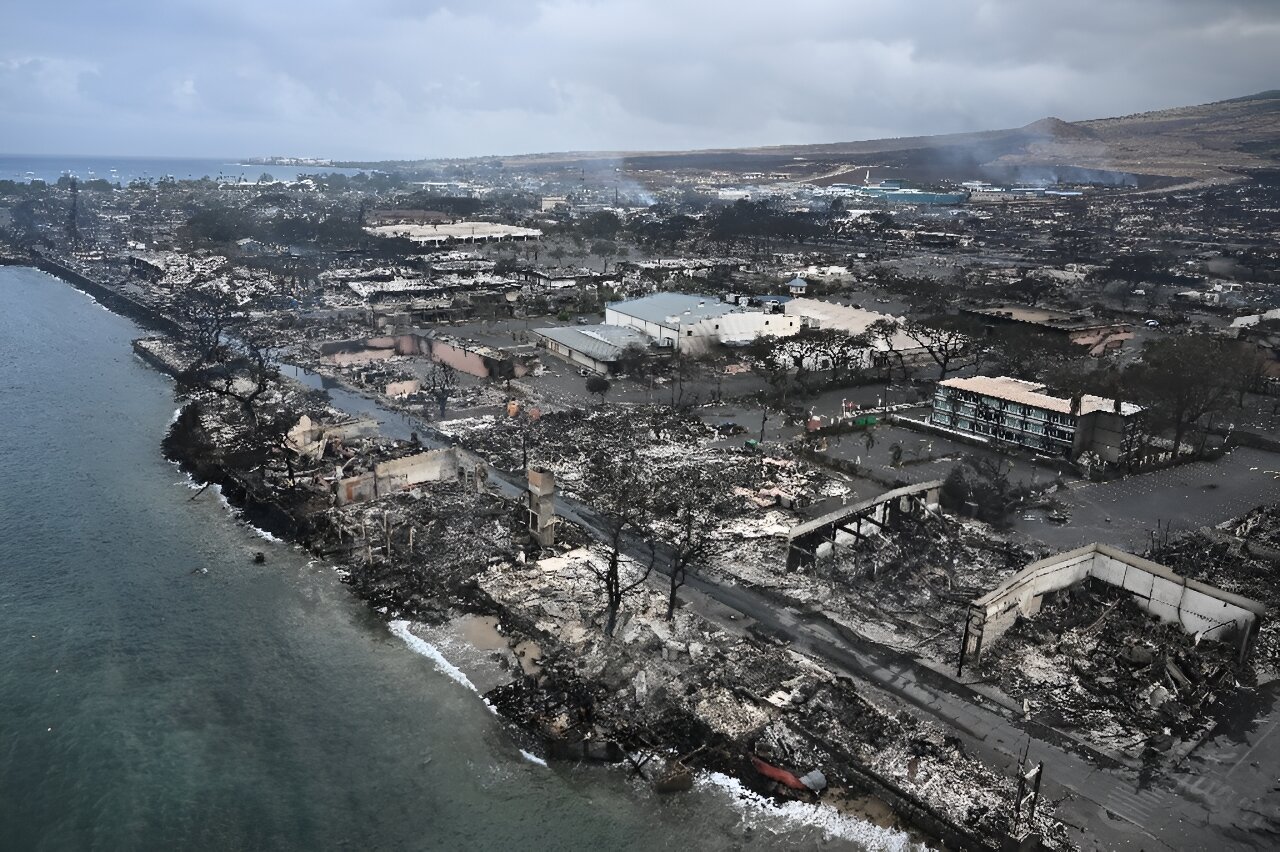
[{"xmin": 1, "ymin": 0, "xmax": 1276, "ymax": 158}]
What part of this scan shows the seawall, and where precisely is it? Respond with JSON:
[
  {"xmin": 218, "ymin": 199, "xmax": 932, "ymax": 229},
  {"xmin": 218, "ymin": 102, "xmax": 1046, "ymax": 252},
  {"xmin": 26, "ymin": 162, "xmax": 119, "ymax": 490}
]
[{"xmin": 31, "ymin": 253, "xmax": 184, "ymax": 336}]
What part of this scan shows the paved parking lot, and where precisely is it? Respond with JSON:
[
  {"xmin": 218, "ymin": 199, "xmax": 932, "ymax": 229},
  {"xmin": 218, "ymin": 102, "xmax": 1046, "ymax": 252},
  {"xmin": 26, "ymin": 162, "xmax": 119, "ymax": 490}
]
[{"xmin": 1014, "ymin": 446, "xmax": 1280, "ymax": 551}]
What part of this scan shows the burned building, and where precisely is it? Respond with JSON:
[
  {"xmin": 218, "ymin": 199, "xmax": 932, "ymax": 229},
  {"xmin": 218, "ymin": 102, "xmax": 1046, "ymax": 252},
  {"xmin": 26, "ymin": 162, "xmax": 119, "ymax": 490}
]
[
  {"xmin": 961, "ymin": 543, "xmax": 1267, "ymax": 668},
  {"xmin": 962, "ymin": 304, "xmax": 1133, "ymax": 357}
]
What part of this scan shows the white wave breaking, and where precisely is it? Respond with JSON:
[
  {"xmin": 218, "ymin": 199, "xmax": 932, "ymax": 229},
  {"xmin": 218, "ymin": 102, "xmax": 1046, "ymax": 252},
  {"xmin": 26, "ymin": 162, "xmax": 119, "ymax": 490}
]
[
  {"xmin": 695, "ymin": 771, "xmax": 922, "ymax": 851},
  {"xmin": 519, "ymin": 749, "xmax": 548, "ymax": 767},
  {"xmin": 243, "ymin": 523, "xmax": 282, "ymax": 543},
  {"xmin": 173, "ymin": 476, "xmax": 283, "ymax": 542},
  {"xmin": 386, "ymin": 624, "xmax": 913, "ymax": 845},
  {"xmin": 388, "ymin": 620, "xmax": 497, "ymax": 714},
  {"xmin": 205, "ymin": 483, "xmax": 282, "ymax": 541}
]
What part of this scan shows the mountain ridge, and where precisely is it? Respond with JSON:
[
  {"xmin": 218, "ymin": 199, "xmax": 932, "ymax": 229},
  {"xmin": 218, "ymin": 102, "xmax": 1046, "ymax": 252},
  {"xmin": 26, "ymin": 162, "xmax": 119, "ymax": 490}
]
[{"xmin": 494, "ymin": 91, "xmax": 1280, "ymax": 186}]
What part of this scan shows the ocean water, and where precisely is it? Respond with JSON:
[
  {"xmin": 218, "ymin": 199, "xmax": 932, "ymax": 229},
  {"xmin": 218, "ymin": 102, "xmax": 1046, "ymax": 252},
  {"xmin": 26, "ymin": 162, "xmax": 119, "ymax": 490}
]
[
  {"xmin": 0, "ymin": 266, "xmax": 905, "ymax": 851},
  {"xmin": 0, "ymin": 155, "xmax": 362, "ymax": 186}
]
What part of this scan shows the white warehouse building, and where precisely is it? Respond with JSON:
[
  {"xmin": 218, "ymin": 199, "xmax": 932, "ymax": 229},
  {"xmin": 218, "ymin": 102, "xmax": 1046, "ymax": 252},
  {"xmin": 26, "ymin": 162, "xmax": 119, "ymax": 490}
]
[{"xmin": 604, "ymin": 293, "xmax": 801, "ymax": 354}]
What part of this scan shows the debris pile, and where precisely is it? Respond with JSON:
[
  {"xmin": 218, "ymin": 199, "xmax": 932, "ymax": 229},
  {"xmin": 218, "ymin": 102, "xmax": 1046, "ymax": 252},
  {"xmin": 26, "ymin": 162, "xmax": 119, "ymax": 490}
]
[
  {"xmin": 706, "ymin": 507, "xmax": 1033, "ymax": 665},
  {"xmin": 477, "ymin": 540, "xmax": 1067, "ymax": 847},
  {"xmin": 1223, "ymin": 504, "xmax": 1280, "ymax": 552},
  {"xmin": 441, "ymin": 405, "xmax": 717, "ymax": 480},
  {"xmin": 1152, "ymin": 512, "xmax": 1280, "ymax": 671},
  {"xmin": 332, "ymin": 485, "xmax": 522, "ymax": 617},
  {"xmin": 815, "ymin": 512, "xmax": 1033, "ymax": 659},
  {"xmin": 161, "ymin": 357, "xmax": 1072, "ymax": 847},
  {"xmin": 983, "ymin": 581, "xmax": 1243, "ymax": 759}
]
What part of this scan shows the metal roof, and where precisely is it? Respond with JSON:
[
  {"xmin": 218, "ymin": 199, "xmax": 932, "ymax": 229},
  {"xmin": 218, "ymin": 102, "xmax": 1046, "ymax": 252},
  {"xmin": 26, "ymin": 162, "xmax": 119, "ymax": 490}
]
[
  {"xmin": 783, "ymin": 297, "xmax": 920, "ymax": 351},
  {"xmin": 607, "ymin": 293, "xmax": 743, "ymax": 327},
  {"xmin": 534, "ymin": 324, "xmax": 650, "ymax": 362}
]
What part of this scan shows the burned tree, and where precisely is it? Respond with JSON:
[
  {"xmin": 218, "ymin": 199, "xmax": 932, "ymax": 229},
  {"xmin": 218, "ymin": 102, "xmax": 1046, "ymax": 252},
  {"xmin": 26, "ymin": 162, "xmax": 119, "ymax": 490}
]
[
  {"xmin": 615, "ymin": 342, "xmax": 652, "ymax": 380},
  {"xmin": 173, "ymin": 275, "xmax": 235, "ymax": 362},
  {"xmin": 652, "ymin": 465, "xmax": 731, "ymax": 621},
  {"xmin": 1128, "ymin": 336, "xmax": 1234, "ymax": 458},
  {"xmin": 171, "ymin": 281, "xmax": 283, "ymax": 432},
  {"xmin": 422, "ymin": 361, "xmax": 458, "ymax": 417},
  {"xmin": 901, "ymin": 315, "xmax": 971, "ymax": 381},
  {"xmin": 585, "ymin": 374, "xmax": 611, "ymax": 403},
  {"xmin": 665, "ymin": 350, "xmax": 701, "ymax": 410},
  {"xmin": 806, "ymin": 328, "xmax": 870, "ymax": 384},
  {"xmin": 984, "ymin": 328, "xmax": 1081, "ymax": 383},
  {"xmin": 582, "ymin": 447, "xmax": 656, "ymax": 635},
  {"xmin": 940, "ymin": 455, "xmax": 1028, "ymax": 526},
  {"xmin": 176, "ymin": 330, "xmax": 279, "ymax": 430},
  {"xmin": 747, "ymin": 334, "xmax": 802, "ymax": 405},
  {"xmin": 866, "ymin": 318, "xmax": 907, "ymax": 381}
]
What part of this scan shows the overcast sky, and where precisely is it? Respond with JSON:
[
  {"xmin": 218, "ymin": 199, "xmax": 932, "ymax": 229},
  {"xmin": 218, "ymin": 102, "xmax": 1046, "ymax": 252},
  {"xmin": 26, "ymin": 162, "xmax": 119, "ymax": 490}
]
[{"xmin": 2, "ymin": 0, "xmax": 1276, "ymax": 160}]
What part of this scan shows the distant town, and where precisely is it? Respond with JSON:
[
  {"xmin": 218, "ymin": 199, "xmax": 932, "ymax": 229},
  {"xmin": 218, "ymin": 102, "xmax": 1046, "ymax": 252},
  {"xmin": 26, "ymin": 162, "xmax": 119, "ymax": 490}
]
[{"xmin": 2, "ymin": 92, "xmax": 1278, "ymax": 851}]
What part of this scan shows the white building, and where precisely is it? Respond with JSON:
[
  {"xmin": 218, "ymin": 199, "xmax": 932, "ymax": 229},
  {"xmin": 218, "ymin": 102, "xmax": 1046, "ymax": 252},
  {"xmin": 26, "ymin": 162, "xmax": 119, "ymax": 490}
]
[
  {"xmin": 605, "ymin": 293, "xmax": 800, "ymax": 354},
  {"xmin": 782, "ymin": 297, "xmax": 932, "ymax": 369}
]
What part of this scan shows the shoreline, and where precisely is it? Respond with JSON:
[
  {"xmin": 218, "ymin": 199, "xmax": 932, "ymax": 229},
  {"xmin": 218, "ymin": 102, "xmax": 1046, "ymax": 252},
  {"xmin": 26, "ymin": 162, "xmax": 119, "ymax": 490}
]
[
  {"xmin": 20, "ymin": 259, "xmax": 1036, "ymax": 851},
  {"xmin": 387, "ymin": 612, "xmax": 929, "ymax": 851}
]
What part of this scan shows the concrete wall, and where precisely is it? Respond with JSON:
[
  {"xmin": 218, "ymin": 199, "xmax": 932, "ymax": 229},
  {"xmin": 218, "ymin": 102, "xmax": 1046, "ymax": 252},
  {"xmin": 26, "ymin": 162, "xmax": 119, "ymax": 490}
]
[
  {"xmin": 426, "ymin": 338, "xmax": 494, "ymax": 378},
  {"xmin": 965, "ymin": 547, "xmax": 1095, "ymax": 657},
  {"xmin": 605, "ymin": 307, "xmax": 677, "ymax": 347},
  {"xmin": 322, "ymin": 334, "xmax": 428, "ymax": 366},
  {"xmin": 1075, "ymin": 409, "xmax": 1136, "ymax": 465},
  {"xmin": 964, "ymin": 544, "xmax": 1266, "ymax": 664},
  {"xmin": 319, "ymin": 333, "xmax": 529, "ymax": 380},
  {"xmin": 1089, "ymin": 548, "xmax": 1260, "ymax": 638},
  {"xmin": 606, "ymin": 306, "xmax": 801, "ymax": 354},
  {"xmin": 288, "ymin": 415, "xmax": 380, "ymax": 458},
  {"xmin": 335, "ymin": 447, "xmax": 472, "ymax": 505},
  {"xmin": 375, "ymin": 449, "xmax": 461, "ymax": 492},
  {"xmin": 683, "ymin": 312, "xmax": 800, "ymax": 353},
  {"xmin": 393, "ymin": 335, "xmax": 426, "ymax": 356},
  {"xmin": 337, "ymin": 471, "xmax": 378, "ymax": 505},
  {"xmin": 326, "ymin": 346, "xmax": 397, "ymax": 367}
]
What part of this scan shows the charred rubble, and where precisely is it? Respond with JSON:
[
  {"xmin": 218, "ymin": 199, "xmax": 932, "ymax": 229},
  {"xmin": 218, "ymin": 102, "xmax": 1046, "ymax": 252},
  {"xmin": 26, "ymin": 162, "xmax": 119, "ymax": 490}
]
[
  {"xmin": 983, "ymin": 582, "xmax": 1245, "ymax": 759},
  {"xmin": 475, "ymin": 539, "xmax": 1070, "ymax": 849},
  {"xmin": 159, "ymin": 379, "xmax": 1070, "ymax": 849},
  {"xmin": 1152, "ymin": 511, "xmax": 1280, "ymax": 671}
]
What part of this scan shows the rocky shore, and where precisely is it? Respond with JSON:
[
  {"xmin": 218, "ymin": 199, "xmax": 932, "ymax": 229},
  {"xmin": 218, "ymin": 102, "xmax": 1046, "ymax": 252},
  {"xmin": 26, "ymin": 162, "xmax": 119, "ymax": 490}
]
[
  {"xmin": 22, "ymin": 255, "xmax": 1065, "ymax": 850},
  {"xmin": 155, "ymin": 385, "xmax": 1065, "ymax": 851}
]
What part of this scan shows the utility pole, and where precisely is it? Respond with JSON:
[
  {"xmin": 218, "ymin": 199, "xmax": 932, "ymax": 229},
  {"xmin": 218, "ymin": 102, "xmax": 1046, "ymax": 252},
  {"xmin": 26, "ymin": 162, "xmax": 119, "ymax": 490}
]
[{"xmin": 1009, "ymin": 741, "xmax": 1044, "ymax": 849}]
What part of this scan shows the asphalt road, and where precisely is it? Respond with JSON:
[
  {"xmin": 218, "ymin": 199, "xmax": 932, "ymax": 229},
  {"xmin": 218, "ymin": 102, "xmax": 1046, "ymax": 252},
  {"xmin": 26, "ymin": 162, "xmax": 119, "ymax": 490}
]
[
  {"xmin": 324, "ymin": 373, "xmax": 1280, "ymax": 851},
  {"xmin": 521, "ymin": 477, "xmax": 1265, "ymax": 851}
]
